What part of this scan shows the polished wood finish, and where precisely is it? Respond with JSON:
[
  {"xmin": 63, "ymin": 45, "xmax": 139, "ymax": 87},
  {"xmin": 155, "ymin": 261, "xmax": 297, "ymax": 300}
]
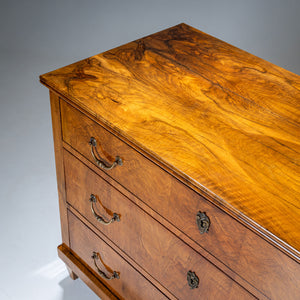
[
  {"xmin": 41, "ymin": 23, "xmax": 300, "ymax": 299},
  {"xmin": 67, "ymin": 204, "xmax": 177, "ymax": 300},
  {"xmin": 64, "ymin": 140, "xmax": 267, "ymax": 299},
  {"xmin": 62, "ymin": 100, "xmax": 300, "ymax": 299},
  {"xmin": 49, "ymin": 92, "xmax": 69, "ymax": 246},
  {"xmin": 64, "ymin": 150, "xmax": 255, "ymax": 299},
  {"xmin": 40, "ymin": 23, "xmax": 300, "ymax": 254},
  {"xmin": 68, "ymin": 211, "xmax": 168, "ymax": 300},
  {"xmin": 58, "ymin": 244, "xmax": 118, "ymax": 300}
]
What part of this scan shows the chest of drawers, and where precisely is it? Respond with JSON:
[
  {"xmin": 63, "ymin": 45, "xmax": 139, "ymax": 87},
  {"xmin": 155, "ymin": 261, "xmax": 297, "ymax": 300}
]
[{"xmin": 40, "ymin": 23, "xmax": 300, "ymax": 299}]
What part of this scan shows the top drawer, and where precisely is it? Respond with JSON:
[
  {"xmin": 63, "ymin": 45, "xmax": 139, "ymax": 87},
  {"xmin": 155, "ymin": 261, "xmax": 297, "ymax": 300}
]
[{"xmin": 60, "ymin": 99, "xmax": 300, "ymax": 299}]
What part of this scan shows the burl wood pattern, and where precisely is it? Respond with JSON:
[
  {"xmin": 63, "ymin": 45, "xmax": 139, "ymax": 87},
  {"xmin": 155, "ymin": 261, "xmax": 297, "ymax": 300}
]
[
  {"xmin": 40, "ymin": 23, "xmax": 300, "ymax": 253},
  {"xmin": 64, "ymin": 150, "xmax": 300, "ymax": 299},
  {"xmin": 66, "ymin": 180, "xmax": 254, "ymax": 299},
  {"xmin": 68, "ymin": 211, "xmax": 169, "ymax": 300}
]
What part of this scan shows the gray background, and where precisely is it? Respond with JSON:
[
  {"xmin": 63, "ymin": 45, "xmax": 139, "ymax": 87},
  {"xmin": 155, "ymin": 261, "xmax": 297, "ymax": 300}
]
[{"xmin": 0, "ymin": 1, "xmax": 299, "ymax": 299}]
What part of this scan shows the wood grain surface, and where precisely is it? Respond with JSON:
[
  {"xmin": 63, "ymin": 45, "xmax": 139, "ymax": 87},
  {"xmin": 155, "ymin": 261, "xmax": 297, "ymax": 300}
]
[
  {"xmin": 68, "ymin": 200, "xmax": 254, "ymax": 300},
  {"xmin": 68, "ymin": 211, "xmax": 170, "ymax": 300},
  {"xmin": 49, "ymin": 92, "xmax": 70, "ymax": 246},
  {"xmin": 40, "ymin": 23, "xmax": 300, "ymax": 253},
  {"xmin": 58, "ymin": 244, "xmax": 119, "ymax": 300},
  {"xmin": 64, "ymin": 150, "xmax": 300, "ymax": 299}
]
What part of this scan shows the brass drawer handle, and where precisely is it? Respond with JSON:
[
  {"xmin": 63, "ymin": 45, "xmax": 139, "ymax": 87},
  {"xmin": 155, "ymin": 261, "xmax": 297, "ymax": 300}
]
[
  {"xmin": 89, "ymin": 137, "xmax": 123, "ymax": 170},
  {"xmin": 187, "ymin": 270, "xmax": 199, "ymax": 289},
  {"xmin": 196, "ymin": 211, "xmax": 210, "ymax": 234},
  {"xmin": 89, "ymin": 194, "xmax": 120, "ymax": 225},
  {"xmin": 91, "ymin": 252, "xmax": 120, "ymax": 280}
]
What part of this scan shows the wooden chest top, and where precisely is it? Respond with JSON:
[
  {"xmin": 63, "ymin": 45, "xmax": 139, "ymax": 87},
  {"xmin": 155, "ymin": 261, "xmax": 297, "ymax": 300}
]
[{"xmin": 40, "ymin": 23, "xmax": 300, "ymax": 257}]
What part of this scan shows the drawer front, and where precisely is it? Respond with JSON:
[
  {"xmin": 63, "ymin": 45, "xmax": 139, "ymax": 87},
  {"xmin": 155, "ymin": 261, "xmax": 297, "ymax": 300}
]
[
  {"xmin": 64, "ymin": 151, "xmax": 254, "ymax": 300},
  {"xmin": 68, "ymin": 211, "xmax": 167, "ymax": 300},
  {"xmin": 61, "ymin": 100, "xmax": 300, "ymax": 299}
]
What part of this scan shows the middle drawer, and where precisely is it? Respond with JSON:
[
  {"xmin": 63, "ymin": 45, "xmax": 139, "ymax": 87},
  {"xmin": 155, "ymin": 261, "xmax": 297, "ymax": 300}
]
[{"xmin": 64, "ymin": 150, "xmax": 254, "ymax": 299}]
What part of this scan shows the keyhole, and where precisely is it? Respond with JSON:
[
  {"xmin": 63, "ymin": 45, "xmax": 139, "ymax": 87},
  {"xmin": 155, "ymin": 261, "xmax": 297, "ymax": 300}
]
[{"xmin": 187, "ymin": 270, "xmax": 199, "ymax": 289}]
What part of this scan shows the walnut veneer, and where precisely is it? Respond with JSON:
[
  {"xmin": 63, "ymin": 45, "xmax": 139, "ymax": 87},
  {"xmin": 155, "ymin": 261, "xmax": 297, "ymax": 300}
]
[{"xmin": 40, "ymin": 23, "xmax": 300, "ymax": 299}]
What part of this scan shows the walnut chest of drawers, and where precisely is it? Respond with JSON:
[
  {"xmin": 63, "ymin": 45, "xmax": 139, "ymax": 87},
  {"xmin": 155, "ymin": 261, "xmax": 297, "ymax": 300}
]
[{"xmin": 40, "ymin": 23, "xmax": 300, "ymax": 299}]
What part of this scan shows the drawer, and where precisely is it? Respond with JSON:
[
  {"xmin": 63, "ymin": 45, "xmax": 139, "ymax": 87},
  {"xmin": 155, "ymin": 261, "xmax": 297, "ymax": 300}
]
[
  {"xmin": 61, "ymin": 100, "xmax": 300, "ymax": 299},
  {"xmin": 64, "ymin": 151, "xmax": 255, "ymax": 299},
  {"xmin": 68, "ymin": 211, "xmax": 167, "ymax": 300}
]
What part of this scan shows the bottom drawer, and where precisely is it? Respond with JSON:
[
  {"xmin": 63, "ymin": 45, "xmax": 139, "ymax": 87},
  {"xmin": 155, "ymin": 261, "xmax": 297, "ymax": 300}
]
[{"xmin": 68, "ymin": 211, "xmax": 167, "ymax": 300}]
